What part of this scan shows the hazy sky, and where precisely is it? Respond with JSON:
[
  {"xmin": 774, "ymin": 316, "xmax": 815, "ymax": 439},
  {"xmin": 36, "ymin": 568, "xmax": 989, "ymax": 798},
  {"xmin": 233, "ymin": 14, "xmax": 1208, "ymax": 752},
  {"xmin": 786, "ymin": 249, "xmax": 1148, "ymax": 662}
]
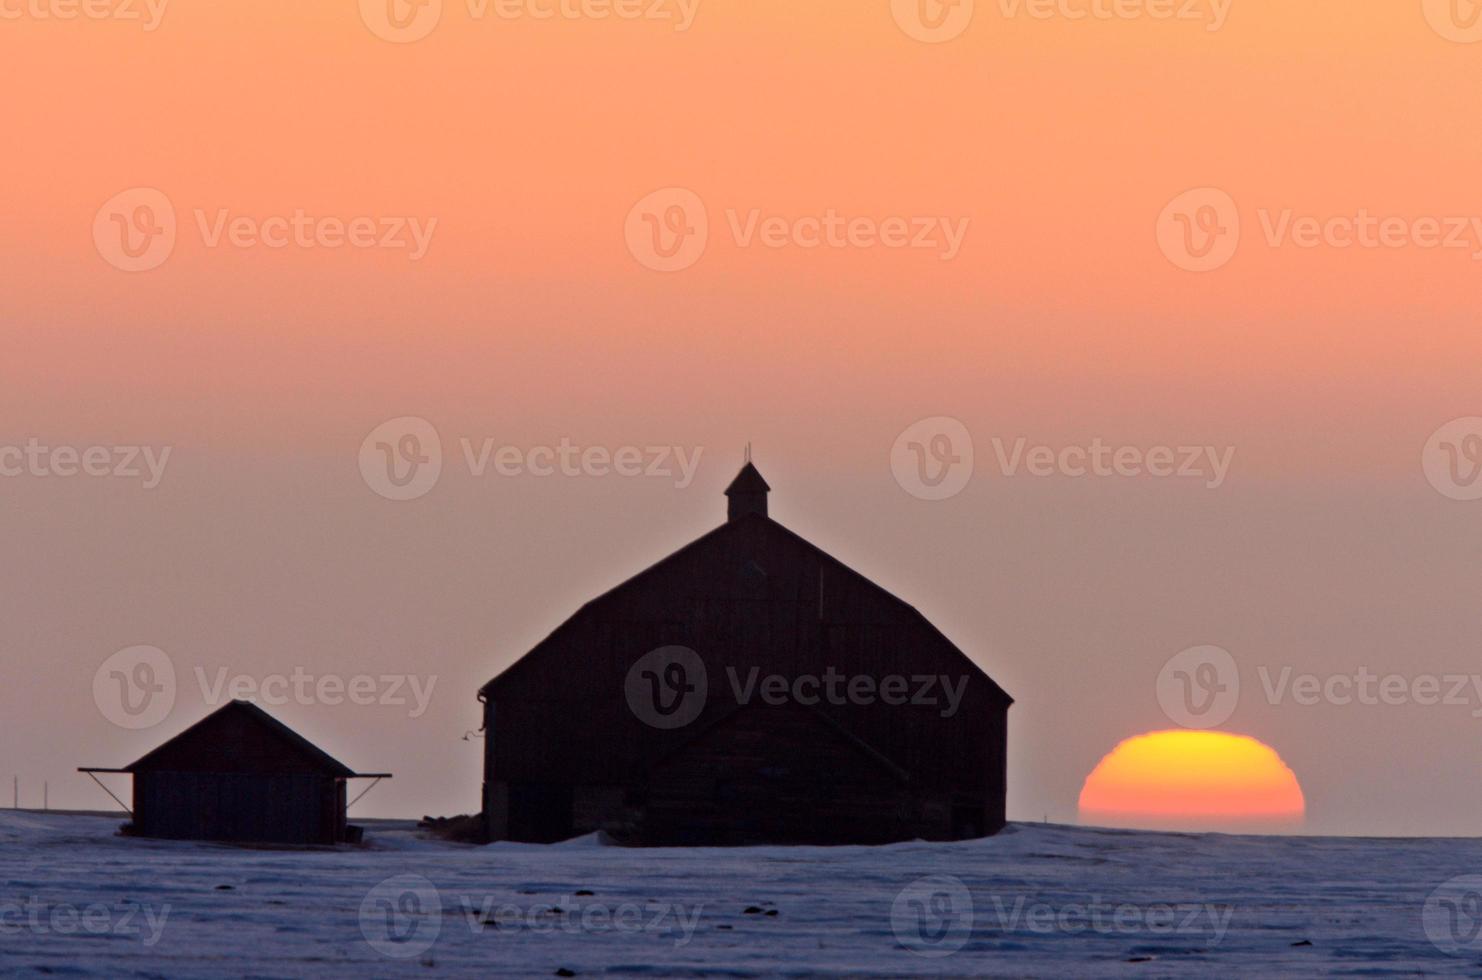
[{"xmin": 3, "ymin": 0, "xmax": 1482, "ymax": 835}]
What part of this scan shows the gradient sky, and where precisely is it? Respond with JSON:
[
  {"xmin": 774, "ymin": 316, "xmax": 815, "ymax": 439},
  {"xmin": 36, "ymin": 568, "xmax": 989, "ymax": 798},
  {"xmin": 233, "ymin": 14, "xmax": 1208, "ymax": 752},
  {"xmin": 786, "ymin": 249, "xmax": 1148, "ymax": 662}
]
[{"xmin": 3, "ymin": 0, "xmax": 1482, "ymax": 835}]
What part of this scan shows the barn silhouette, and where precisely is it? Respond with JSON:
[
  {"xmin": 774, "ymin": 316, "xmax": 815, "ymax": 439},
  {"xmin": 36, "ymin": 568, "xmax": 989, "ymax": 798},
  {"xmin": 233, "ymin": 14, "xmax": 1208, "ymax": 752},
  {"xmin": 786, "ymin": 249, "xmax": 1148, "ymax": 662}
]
[
  {"xmin": 82, "ymin": 700, "xmax": 390, "ymax": 845},
  {"xmin": 478, "ymin": 461, "xmax": 1012, "ymax": 845}
]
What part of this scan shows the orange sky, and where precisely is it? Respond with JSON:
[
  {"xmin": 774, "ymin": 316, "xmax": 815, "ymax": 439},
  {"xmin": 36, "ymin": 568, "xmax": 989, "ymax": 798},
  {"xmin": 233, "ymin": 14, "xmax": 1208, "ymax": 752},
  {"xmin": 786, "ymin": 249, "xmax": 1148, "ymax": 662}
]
[{"xmin": 4, "ymin": 0, "xmax": 1482, "ymax": 832}]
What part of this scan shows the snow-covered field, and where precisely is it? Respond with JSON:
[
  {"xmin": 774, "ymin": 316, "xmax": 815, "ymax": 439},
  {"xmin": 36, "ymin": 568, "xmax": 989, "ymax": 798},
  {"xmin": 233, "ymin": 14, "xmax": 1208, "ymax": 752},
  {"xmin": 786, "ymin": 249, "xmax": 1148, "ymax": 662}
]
[{"xmin": 3, "ymin": 811, "xmax": 1481, "ymax": 978}]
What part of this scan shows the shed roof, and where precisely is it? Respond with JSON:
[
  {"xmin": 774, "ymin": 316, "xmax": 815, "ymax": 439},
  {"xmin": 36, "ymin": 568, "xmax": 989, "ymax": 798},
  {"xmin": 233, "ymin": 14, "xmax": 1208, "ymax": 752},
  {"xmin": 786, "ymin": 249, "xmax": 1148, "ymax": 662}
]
[{"xmin": 123, "ymin": 700, "xmax": 358, "ymax": 777}]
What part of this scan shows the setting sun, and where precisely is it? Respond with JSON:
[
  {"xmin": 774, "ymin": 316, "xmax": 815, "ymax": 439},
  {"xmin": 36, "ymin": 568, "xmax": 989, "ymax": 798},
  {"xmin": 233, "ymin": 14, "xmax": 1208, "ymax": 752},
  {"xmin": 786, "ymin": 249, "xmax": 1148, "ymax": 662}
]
[{"xmin": 1079, "ymin": 731, "xmax": 1306, "ymax": 833}]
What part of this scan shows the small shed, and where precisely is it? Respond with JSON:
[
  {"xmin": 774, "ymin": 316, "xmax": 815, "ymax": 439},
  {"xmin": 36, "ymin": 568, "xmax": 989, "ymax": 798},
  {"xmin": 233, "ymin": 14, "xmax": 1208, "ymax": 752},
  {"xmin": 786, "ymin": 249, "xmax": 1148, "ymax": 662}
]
[{"xmin": 81, "ymin": 700, "xmax": 389, "ymax": 845}]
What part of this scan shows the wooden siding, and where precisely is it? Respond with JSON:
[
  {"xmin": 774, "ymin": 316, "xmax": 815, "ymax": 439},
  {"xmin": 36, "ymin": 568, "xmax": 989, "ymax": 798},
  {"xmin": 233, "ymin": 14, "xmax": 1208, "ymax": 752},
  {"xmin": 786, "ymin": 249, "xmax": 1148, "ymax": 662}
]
[{"xmin": 133, "ymin": 771, "xmax": 345, "ymax": 845}]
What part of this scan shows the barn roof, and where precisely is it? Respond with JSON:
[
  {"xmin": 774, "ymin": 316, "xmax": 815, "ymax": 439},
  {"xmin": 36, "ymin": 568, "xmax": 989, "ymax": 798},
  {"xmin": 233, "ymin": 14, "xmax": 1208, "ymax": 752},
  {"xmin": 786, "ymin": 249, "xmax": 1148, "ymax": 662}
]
[
  {"xmin": 480, "ymin": 463, "xmax": 1012, "ymax": 705},
  {"xmin": 122, "ymin": 700, "xmax": 358, "ymax": 777}
]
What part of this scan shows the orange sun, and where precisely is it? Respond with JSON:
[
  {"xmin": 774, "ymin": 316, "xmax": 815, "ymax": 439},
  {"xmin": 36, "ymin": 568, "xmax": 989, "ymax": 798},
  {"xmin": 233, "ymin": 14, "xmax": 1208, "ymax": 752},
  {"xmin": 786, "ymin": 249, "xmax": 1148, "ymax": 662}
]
[{"xmin": 1078, "ymin": 731, "xmax": 1306, "ymax": 833}]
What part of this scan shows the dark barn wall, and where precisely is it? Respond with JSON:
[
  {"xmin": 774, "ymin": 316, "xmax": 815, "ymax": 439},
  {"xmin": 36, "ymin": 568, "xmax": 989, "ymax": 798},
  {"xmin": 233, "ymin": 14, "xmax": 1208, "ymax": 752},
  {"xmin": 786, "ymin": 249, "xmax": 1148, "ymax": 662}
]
[
  {"xmin": 637, "ymin": 702, "xmax": 919, "ymax": 846},
  {"xmin": 483, "ymin": 513, "xmax": 1011, "ymax": 844},
  {"xmin": 133, "ymin": 771, "xmax": 344, "ymax": 844}
]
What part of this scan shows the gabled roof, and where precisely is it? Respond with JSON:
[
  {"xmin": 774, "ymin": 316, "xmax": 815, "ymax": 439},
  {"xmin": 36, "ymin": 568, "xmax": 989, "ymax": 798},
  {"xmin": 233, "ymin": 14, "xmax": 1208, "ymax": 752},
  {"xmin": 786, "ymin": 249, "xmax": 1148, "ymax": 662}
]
[
  {"xmin": 480, "ymin": 510, "xmax": 1013, "ymax": 706},
  {"xmin": 124, "ymin": 700, "xmax": 357, "ymax": 777}
]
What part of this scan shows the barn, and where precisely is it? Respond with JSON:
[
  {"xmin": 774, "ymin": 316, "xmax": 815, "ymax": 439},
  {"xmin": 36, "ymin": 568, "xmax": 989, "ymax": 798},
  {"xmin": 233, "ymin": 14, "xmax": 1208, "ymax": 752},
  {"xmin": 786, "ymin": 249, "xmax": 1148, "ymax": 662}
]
[
  {"xmin": 81, "ymin": 700, "xmax": 390, "ymax": 845},
  {"xmin": 478, "ymin": 461, "xmax": 1013, "ymax": 845}
]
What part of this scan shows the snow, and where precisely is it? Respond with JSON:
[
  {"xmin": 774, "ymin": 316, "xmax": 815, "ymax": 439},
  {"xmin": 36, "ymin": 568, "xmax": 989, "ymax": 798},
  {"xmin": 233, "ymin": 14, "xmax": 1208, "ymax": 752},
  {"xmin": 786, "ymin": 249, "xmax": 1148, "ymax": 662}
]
[{"xmin": 2, "ymin": 810, "xmax": 1481, "ymax": 977}]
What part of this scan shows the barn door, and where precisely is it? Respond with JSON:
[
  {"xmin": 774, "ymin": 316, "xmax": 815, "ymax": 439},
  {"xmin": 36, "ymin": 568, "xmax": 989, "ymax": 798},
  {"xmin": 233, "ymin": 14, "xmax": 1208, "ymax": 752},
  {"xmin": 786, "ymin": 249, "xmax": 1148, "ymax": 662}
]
[{"xmin": 507, "ymin": 783, "xmax": 575, "ymax": 842}]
